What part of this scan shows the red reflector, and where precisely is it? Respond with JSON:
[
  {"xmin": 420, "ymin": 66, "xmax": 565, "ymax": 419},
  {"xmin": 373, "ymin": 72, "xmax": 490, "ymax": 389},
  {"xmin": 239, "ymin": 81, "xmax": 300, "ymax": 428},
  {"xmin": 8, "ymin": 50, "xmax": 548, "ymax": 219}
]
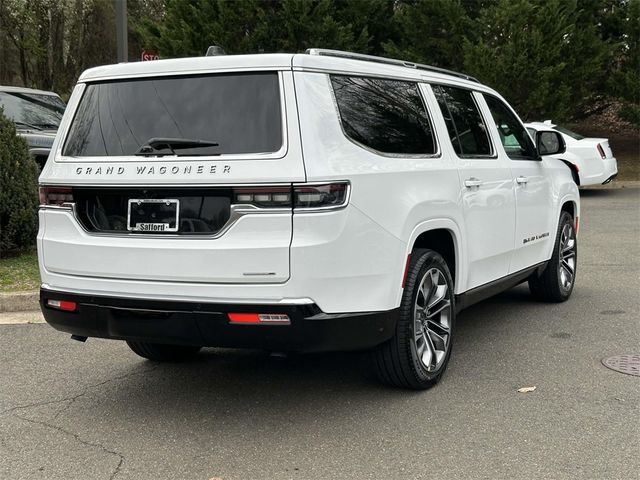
[
  {"xmin": 402, "ymin": 254, "xmax": 412, "ymax": 288},
  {"xmin": 47, "ymin": 299, "xmax": 77, "ymax": 312},
  {"xmin": 228, "ymin": 313, "xmax": 260, "ymax": 323},
  {"xmin": 597, "ymin": 144, "xmax": 606, "ymax": 159},
  {"xmin": 228, "ymin": 313, "xmax": 291, "ymax": 325},
  {"xmin": 575, "ymin": 216, "xmax": 580, "ymax": 235}
]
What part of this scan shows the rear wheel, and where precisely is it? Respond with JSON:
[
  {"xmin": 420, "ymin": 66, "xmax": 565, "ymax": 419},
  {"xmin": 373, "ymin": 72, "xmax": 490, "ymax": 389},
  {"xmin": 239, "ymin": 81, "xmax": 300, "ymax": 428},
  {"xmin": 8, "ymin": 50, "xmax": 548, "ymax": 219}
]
[
  {"xmin": 374, "ymin": 249, "xmax": 455, "ymax": 390},
  {"xmin": 529, "ymin": 211, "xmax": 577, "ymax": 302},
  {"xmin": 126, "ymin": 341, "xmax": 202, "ymax": 362}
]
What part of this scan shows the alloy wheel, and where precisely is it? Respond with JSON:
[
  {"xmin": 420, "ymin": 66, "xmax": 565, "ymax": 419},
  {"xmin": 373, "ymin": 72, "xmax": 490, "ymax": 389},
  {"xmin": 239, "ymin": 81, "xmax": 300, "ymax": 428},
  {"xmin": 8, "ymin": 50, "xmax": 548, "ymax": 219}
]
[
  {"xmin": 413, "ymin": 268, "xmax": 452, "ymax": 372},
  {"xmin": 559, "ymin": 223, "xmax": 576, "ymax": 290}
]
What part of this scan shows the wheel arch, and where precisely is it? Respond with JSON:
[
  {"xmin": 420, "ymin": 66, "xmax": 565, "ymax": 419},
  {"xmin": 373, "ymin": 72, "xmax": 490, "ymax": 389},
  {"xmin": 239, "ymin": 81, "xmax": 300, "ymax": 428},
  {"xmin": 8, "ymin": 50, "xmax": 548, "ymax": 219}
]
[
  {"xmin": 402, "ymin": 219, "xmax": 465, "ymax": 301},
  {"xmin": 545, "ymin": 195, "xmax": 579, "ymax": 260}
]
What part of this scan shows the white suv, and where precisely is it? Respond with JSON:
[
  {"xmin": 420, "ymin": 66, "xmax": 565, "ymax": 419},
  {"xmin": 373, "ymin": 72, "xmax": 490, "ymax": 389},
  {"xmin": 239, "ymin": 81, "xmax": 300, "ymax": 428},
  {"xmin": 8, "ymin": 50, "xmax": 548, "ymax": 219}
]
[{"xmin": 38, "ymin": 49, "xmax": 579, "ymax": 389}]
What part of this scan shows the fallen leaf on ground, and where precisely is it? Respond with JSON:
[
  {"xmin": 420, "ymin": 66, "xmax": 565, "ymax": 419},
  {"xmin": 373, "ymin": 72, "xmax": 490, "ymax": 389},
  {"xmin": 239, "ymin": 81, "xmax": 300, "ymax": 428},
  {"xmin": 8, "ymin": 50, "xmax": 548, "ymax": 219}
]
[{"xmin": 517, "ymin": 386, "xmax": 537, "ymax": 393}]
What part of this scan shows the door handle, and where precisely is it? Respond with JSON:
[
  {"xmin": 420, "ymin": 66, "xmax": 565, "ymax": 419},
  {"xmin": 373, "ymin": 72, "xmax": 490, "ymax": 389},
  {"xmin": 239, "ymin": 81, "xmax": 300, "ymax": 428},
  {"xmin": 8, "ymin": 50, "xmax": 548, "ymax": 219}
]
[
  {"xmin": 464, "ymin": 178, "xmax": 483, "ymax": 188},
  {"xmin": 516, "ymin": 176, "xmax": 528, "ymax": 185}
]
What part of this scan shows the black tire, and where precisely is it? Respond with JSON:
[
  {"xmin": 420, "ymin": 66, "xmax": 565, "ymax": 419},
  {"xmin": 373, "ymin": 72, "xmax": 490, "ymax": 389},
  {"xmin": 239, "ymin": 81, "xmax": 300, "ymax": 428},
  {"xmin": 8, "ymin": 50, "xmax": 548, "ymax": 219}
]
[
  {"xmin": 126, "ymin": 341, "xmax": 202, "ymax": 362},
  {"xmin": 529, "ymin": 211, "xmax": 577, "ymax": 302},
  {"xmin": 373, "ymin": 249, "xmax": 455, "ymax": 390}
]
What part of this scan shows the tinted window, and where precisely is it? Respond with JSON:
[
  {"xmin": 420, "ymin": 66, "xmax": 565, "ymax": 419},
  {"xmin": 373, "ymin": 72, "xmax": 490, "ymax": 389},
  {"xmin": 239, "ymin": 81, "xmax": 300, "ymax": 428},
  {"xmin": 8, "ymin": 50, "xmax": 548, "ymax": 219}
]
[
  {"xmin": 484, "ymin": 95, "xmax": 537, "ymax": 160},
  {"xmin": 330, "ymin": 76, "xmax": 436, "ymax": 155},
  {"xmin": 63, "ymin": 72, "xmax": 282, "ymax": 157},
  {"xmin": 554, "ymin": 125, "xmax": 584, "ymax": 140},
  {"xmin": 433, "ymin": 85, "xmax": 492, "ymax": 157},
  {"xmin": 0, "ymin": 92, "xmax": 64, "ymax": 129}
]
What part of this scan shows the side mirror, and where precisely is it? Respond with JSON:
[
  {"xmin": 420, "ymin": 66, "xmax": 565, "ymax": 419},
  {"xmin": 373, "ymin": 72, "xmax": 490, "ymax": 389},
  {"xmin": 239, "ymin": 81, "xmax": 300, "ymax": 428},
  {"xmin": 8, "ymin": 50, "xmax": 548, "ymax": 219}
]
[{"xmin": 536, "ymin": 130, "xmax": 566, "ymax": 156}]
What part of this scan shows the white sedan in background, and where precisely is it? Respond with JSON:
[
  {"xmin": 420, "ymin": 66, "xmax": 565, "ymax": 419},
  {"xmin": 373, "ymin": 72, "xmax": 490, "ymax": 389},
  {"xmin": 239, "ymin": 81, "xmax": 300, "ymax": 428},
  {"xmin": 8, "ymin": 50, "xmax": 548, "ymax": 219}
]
[{"xmin": 526, "ymin": 121, "xmax": 618, "ymax": 186}]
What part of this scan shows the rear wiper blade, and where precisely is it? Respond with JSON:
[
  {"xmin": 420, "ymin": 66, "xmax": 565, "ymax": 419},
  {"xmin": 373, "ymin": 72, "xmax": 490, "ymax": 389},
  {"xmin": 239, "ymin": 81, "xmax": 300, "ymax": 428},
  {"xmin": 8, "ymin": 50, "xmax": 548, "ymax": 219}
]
[{"xmin": 135, "ymin": 137, "xmax": 219, "ymax": 156}]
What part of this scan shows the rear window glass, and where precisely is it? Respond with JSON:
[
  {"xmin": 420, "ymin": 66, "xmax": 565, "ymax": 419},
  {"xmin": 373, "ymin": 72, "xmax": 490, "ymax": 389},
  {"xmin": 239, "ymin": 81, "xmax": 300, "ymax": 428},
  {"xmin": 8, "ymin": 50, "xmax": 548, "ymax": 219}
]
[
  {"xmin": 0, "ymin": 92, "xmax": 65, "ymax": 129},
  {"xmin": 554, "ymin": 125, "xmax": 585, "ymax": 140},
  {"xmin": 330, "ymin": 76, "xmax": 436, "ymax": 155},
  {"xmin": 63, "ymin": 72, "xmax": 283, "ymax": 157}
]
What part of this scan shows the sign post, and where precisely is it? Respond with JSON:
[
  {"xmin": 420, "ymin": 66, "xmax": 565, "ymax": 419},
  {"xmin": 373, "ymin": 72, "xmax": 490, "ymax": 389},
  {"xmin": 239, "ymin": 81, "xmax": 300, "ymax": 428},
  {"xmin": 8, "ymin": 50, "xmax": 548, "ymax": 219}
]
[{"xmin": 115, "ymin": 0, "xmax": 128, "ymax": 62}]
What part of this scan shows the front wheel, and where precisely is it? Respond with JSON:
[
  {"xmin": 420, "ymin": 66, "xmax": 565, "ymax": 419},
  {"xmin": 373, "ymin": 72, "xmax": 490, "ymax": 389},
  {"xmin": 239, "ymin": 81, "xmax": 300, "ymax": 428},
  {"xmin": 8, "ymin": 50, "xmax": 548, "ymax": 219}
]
[
  {"xmin": 127, "ymin": 341, "xmax": 202, "ymax": 362},
  {"xmin": 529, "ymin": 211, "xmax": 577, "ymax": 302},
  {"xmin": 374, "ymin": 249, "xmax": 455, "ymax": 390}
]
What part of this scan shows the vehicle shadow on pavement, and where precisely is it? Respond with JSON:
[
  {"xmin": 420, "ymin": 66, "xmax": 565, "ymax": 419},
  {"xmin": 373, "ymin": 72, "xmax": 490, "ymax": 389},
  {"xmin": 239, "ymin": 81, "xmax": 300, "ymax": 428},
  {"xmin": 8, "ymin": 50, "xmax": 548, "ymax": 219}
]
[
  {"xmin": 579, "ymin": 188, "xmax": 623, "ymax": 198},
  {"xmin": 85, "ymin": 284, "xmax": 548, "ymax": 415}
]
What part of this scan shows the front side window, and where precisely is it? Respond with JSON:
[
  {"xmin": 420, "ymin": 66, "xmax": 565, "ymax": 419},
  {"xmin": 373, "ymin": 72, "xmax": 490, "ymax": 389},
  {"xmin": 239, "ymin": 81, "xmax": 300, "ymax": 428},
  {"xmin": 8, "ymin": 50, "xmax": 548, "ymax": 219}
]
[
  {"xmin": 433, "ymin": 85, "xmax": 492, "ymax": 157},
  {"xmin": 63, "ymin": 72, "xmax": 283, "ymax": 157},
  {"xmin": 484, "ymin": 95, "xmax": 537, "ymax": 160},
  {"xmin": 330, "ymin": 76, "xmax": 436, "ymax": 155}
]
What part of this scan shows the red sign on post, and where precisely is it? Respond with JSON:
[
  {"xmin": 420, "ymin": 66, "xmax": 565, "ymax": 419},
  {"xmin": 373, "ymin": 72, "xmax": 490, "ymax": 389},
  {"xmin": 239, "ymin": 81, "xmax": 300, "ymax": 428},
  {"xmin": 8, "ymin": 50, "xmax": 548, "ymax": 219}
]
[{"xmin": 141, "ymin": 50, "xmax": 159, "ymax": 61}]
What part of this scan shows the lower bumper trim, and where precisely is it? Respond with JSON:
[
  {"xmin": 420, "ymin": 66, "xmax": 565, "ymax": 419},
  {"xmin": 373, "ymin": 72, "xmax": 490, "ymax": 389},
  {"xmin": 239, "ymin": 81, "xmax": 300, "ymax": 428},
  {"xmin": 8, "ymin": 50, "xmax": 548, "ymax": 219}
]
[{"xmin": 40, "ymin": 289, "xmax": 398, "ymax": 353}]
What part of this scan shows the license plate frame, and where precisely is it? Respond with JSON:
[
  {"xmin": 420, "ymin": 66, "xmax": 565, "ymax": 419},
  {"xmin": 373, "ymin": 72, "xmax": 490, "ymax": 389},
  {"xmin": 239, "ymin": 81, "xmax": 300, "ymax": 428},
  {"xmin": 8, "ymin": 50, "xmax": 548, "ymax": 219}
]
[{"xmin": 127, "ymin": 198, "xmax": 180, "ymax": 233}]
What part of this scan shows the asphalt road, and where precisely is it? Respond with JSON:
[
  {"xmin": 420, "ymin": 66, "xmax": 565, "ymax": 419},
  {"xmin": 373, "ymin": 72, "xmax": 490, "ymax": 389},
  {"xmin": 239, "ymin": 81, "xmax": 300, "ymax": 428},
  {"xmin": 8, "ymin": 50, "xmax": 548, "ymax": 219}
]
[{"xmin": 1, "ymin": 187, "xmax": 638, "ymax": 480}]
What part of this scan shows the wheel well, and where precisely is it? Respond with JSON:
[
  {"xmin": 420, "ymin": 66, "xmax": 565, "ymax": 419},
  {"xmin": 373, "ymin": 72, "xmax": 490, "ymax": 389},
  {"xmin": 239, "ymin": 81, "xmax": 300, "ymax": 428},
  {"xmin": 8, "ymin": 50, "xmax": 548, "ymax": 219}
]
[
  {"xmin": 412, "ymin": 229, "xmax": 456, "ymax": 282},
  {"xmin": 561, "ymin": 201, "xmax": 575, "ymax": 219},
  {"xmin": 560, "ymin": 160, "xmax": 580, "ymax": 186}
]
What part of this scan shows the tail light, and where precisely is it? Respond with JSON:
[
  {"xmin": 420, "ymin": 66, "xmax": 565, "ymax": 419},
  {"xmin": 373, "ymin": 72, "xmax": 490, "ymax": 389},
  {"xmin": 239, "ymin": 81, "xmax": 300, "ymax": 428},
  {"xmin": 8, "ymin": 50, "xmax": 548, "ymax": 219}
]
[
  {"xmin": 232, "ymin": 182, "xmax": 349, "ymax": 211},
  {"xmin": 597, "ymin": 143, "xmax": 606, "ymax": 159},
  {"xmin": 39, "ymin": 186, "xmax": 74, "ymax": 206},
  {"xmin": 293, "ymin": 182, "xmax": 349, "ymax": 210},
  {"xmin": 233, "ymin": 186, "xmax": 291, "ymax": 208},
  {"xmin": 46, "ymin": 299, "xmax": 77, "ymax": 312}
]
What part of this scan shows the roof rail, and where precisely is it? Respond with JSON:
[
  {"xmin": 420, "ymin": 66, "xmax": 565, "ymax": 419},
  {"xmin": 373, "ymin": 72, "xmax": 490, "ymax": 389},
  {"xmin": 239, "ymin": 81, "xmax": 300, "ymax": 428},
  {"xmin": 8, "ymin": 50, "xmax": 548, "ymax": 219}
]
[{"xmin": 305, "ymin": 48, "xmax": 479, "ymax": 83}]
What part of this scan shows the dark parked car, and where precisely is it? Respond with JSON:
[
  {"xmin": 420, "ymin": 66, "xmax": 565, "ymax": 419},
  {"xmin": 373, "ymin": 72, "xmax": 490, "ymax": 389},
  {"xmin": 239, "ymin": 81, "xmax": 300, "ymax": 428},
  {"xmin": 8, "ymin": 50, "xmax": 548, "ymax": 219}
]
[{"xmin": 0, "ymin": 86, "xmax": 66, "ymax": 168}]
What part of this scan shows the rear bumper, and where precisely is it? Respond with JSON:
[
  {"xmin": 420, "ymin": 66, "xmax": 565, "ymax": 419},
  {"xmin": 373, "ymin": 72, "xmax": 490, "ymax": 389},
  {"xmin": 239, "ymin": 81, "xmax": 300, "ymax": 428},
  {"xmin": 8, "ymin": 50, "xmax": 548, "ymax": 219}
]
[{"xmin": 40, "ymin": 288, "xmax": 398, "ymax": 353}]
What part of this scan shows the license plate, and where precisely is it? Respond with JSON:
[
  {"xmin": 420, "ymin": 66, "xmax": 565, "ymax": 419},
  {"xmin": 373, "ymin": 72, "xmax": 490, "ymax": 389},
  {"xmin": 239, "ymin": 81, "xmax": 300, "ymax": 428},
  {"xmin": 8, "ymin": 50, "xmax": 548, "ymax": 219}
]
[{"xmin": 127, "ymin": 199, "xmax": 180, "ymax": 232}]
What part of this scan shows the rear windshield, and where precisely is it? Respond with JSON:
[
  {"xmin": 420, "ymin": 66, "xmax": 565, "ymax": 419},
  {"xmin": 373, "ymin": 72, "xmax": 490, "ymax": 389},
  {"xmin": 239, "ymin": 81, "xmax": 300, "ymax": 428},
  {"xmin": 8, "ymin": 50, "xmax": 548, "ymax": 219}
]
[
  {"xmin": 63, "ymin": 72, "xmax": 283, "ymax": 157},
  {"xmin": 554, "ymin": 125, "xmax": 585, "ymax": 141},
  {"xmin": 0, "ymin": 91, "xmax": 65, "ymax": 130}
]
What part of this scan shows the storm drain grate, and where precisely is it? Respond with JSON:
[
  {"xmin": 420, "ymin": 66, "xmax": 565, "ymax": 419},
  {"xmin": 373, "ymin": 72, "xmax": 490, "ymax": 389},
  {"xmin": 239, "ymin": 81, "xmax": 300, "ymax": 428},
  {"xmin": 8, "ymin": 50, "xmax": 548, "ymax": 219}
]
[{"xmin": 602, "ymin": 354, "xmax": 640, "ymax": 377}]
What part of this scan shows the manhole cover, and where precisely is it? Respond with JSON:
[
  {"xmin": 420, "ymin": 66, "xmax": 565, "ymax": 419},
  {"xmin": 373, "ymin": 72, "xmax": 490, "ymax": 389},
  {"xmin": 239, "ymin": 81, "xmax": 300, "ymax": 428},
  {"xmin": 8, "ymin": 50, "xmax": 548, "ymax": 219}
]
[{"xmin": 602, "ymin": 354, "xmax": 640, "ymax": 377}]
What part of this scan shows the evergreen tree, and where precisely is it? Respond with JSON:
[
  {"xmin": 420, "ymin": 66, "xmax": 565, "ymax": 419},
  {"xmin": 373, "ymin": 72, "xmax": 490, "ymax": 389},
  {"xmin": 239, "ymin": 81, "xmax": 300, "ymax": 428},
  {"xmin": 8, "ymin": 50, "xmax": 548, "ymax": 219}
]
[
  {"xmin": 383, "ymin": 0, "xmax": 471, "ymax": 70},
  {"xmin": 462, "ymin": 0, "xmax": 600, "ymax": 121}
]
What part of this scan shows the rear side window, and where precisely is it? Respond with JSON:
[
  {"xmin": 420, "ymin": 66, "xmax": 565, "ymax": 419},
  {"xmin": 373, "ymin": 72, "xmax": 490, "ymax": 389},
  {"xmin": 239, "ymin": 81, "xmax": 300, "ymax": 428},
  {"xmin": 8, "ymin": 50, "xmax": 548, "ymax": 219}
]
[
  {"xmin": 63, "ymin": 72, "xmax": 283, "ymax": 157},
  {"xmin": 433, "ymin": 85, "xmax": 492, "ymax": 157},
  {"xmin": 484, "ymin": 95, "xmax": 537, "ymax": 160},
  {"xmin": 330, "ymin": 76, "xmax": 436, "ymax": 155}
]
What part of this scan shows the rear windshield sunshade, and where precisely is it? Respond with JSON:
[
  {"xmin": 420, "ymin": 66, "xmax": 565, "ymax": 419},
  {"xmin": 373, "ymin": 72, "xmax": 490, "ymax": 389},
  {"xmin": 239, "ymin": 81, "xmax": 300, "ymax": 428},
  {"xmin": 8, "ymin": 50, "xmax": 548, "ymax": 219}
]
[{"xmin": 63, "ymin": 72, "xmax": 283, "ymax": 157}]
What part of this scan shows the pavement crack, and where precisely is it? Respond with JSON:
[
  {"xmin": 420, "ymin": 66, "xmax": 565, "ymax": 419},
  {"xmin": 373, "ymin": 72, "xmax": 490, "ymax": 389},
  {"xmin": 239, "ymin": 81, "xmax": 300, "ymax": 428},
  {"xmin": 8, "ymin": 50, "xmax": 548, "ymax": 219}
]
[
  {"xmin": 13, "ymin": 413, "xmax": 125, "ymax": 479},
  {"xmin": 0, "ymin": 365, "xmax": 157, "ymax": 418},
  {"xmin": 2, "ymin": 367, "xmax": 154, "ymax": 479}
]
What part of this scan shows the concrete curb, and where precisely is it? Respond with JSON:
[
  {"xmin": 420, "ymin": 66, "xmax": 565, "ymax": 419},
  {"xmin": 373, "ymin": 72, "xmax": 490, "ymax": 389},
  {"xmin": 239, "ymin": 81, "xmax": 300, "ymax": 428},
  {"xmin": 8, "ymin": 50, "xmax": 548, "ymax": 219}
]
[{"xmin": 0, "ymin": 291, "xmax": 39, "ymax": 313}]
